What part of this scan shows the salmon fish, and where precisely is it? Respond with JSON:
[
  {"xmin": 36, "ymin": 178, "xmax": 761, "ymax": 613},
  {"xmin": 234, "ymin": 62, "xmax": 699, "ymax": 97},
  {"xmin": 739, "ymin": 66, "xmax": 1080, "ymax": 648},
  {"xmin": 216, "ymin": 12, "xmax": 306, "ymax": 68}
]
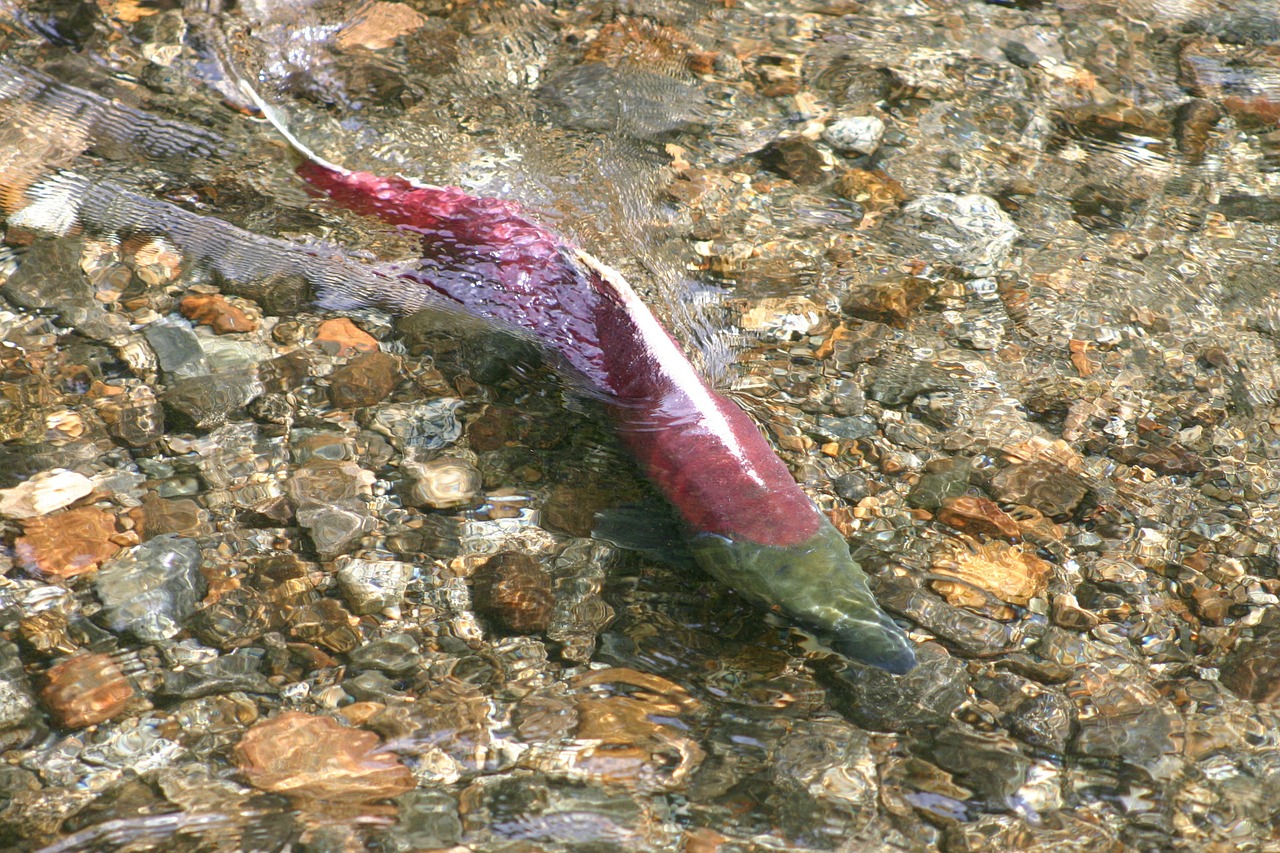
[{"xmin": 268, "ymin": 106, "xmax": 917, "ymax": 673}]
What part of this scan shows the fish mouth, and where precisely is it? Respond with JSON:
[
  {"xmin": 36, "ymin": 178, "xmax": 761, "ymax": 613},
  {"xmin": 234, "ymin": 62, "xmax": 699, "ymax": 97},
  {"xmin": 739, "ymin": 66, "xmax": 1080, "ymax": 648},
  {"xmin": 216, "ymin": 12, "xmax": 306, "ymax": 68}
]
[
  {"xmin": 688, "ymin": 522, "xmax": 917, "ymax": 674},
  {"xmin": 824, "ymin": 615, "xmax": 917, "ymax": 675}
]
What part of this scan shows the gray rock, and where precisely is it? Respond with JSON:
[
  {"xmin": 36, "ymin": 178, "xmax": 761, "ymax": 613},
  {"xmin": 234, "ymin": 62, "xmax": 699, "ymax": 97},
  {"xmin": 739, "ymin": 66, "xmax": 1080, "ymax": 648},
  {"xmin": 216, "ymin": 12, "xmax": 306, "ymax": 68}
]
[
  {"xmin": 144, "ymin": 316, "xmax": 210, "ymax": 380},
  {"xmin": 96, "ymin": 536, "xmax": 207, "ymax": 643}
]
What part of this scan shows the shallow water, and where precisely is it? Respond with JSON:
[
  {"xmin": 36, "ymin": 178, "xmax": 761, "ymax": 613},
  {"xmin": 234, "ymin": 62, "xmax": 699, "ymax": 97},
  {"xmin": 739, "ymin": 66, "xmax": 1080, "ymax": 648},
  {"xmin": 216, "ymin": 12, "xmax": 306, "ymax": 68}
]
[{"xmin": 3, "ymin": 0, "xmax": 1280, "ymax": 850}]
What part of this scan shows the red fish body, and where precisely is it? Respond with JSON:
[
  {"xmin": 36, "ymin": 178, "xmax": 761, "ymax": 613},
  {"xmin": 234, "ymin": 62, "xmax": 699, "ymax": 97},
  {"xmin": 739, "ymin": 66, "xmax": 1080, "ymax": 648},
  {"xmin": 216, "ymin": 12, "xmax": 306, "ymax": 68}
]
[{"xmin": 298, "ymin": 161, "xmax": 916, "ymax": 673}]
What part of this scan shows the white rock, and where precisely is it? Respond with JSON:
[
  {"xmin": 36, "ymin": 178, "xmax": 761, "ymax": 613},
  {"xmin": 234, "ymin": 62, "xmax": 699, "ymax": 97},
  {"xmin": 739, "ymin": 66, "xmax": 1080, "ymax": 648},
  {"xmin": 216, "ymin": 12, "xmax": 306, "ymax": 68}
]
[
  {"xmin": 823, "ymin": 116, "xmax": 885, "ymax": 155},
  {"xmin": 0, "ymin": 469, "xmax": 94, "ymax": 519}
]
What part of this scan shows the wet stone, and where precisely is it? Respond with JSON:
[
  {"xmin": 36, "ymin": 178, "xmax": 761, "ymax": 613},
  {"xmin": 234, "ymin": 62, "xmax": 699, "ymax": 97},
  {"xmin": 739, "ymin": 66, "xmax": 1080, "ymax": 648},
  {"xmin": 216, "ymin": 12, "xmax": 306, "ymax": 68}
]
[
  {"xmin": 878, "ymin": 586, "xmax": 1020, "ymax": 658},
  {"xmin": 0, "ymin": 469, "xmax": 93, "ymax": 519},
  {"xmin": 16, "ymin": 506, "xmax": 121, "ymax": 580},
  {"xmin": 1005, "ymin": 690, "xmax": 1075, "ymax": 755},
  {"xmin": 158, "ymin": 648, "xmax": 275, "ymax": 699},
  {"xmin": 136, "ymin": 492, "xmax": 208, "ymax": 539},
  {"xmin": 367, "ymin": 399, "xmax": 463, "ymax": 451},
  {"xmin": 296, "ymin": 503, "xmax": 377, "ymax": 559},
  {"xmin": 473, "ymin": 552, "xmax": 555, "ymax": 635},
  {"xmin": 403, "ymin": 456, "xmax": 482, "ymax": 509},
  {"xmin": 143, "ymin": 316, "xmax": 210, "ymax": 380},
  {"xmin": 0, "ymin": 642, "xmax": 38, "ymax": 732},
  {"xmin": 314, "ymin": 317, "xmax": 378, "ymax": 357},
  {"xmin": 898, "ymin": 193, "xmax": 1020, "ymax": 278},
  {"xmin": 819, "ymin": 644, "xmax": 970, "ymax": 732},
  {"xmin": 178, "ymin": 293, "xmax": 257, "ymax": 334},
  {"xmin": 94, "ymin": 535, "xmax": 206, "ymax": 643},
  {"xmin": 760, "ymin": 137, "xmax": 830, "ymax": 185},
  {"xmin": 906, "ymin": 459, "xmax": 971, "ymax": 510},
  {"xmin": 990, "ymin": 461, "xmax": 1089, "ymax": 519},
  {"xmin": 929, "ymin": 539, "xmax": 1051, "ymax": 617},
  {"xmin": 335, "ymin": 557, "xmax": 412, "ymax": 617},
  {"xmin": 1220, "ymin": 628, "xmax": 1280, "ymax": 704},
  {"xmin": 841, "ymin": 277, "xmax": 934, "ymax": 327},
  {"xmin": 97, "ymin": 387, "xmax": 165, "ymax": 446},
  {"xmin": 288, "ymin": 459, "xmax": 374, "ymax": 506},
  {"xmin": 936, "ymin": 496, "xmax": 1022, "ymax": 541},
  {"xmin": 770, "ymin": 718, "xmax": 877, "ymax": 839},
  {"xmin": 1, "ymin": 237, "xmax": 109, "ymax": 330},
  {"xmin": 927, "ymin": 725, "xmax": 1030, "ymax": 808},
  {"xmin": 346, "ymin": 632, "xmax": 421, "ymax": 675},
  {"xmin": 823, "ymin": 115, "xmax": 885, "ymax": 155},
  {"xmin": 328, "ymin": 350, "xmax": 402, "ymax": 410},
  {"xmin": 40, "ymin": 653, "xmax": 135, "ymax": 728},
  {"xmin": 235, "ymin": 711, "xmax": 416, "ymax": 802},
  {"xmin": 288, "ymin": 598, "xmax": 361, "ymax": 654},
  {"xmin": 162, "ymin": 371, "xmax": 261, "ymax": 431},
  {"xmin": 188, "ymin": 588, "xmax": 274, "ymax": 649}
]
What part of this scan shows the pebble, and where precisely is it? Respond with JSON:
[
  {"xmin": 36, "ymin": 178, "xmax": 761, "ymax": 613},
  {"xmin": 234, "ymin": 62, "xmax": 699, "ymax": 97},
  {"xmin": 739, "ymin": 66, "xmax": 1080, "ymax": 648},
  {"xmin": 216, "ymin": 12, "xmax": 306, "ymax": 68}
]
[
  {"xmin": 472, "ymin": 551, "xmax": 555, "ymax": 634},
  {"xmin": 179, "ymin": 293, "xmax": 258, "ymax": 334},
  {"xmin": 335, "ymin": 557, "xmax": 412, "ymax": 617},
  {"xmin": 314, "ymin": 317, "xmax": 378, "ymax": 357},
  {"xmin": 930, "ymin": 539, "xmax": 1051, "ymax": 616},
  {"xmin": 16, "ymin": 506, "xmax": 121, "ymax": 580},
  {"xmin": 162, "ymin": 371, "xmax": 262, "ymax": 431},
  {"xmin": 94, "ymin": 535, "xmax": 207, "ymax": 642},
  {"xmin": 328, "ymin": 350, "xmax": 402, "ymax": 409},
  {"xmin": 823, "ymin": 115, "xmax": 885, "ymax": 155},
  {"xmin": 40, "ymin": 653, "xmax": 135, "ymax": 728},
  {"xmin": 368, "ymin": 399, "xmax": 464, "ymax": 450},
  {"xmin": 899, "ymin": 193, "xmax": 1020, "ymax": 278},
  {"xmin": 143, "ymin": 316, "xmax": 210, "ymax": 380},
  {"xmin": 0, "ymin": 469, "xmax": 94, "ymax": 519},
  {"xmin": 97, "ymin": 387, "xmax": 166, "ymax": 446},
  {"xmin": 403, "ymin": 456, "xmax": 482, "ymax": 509},
  {"xmin": 234, "ymin": 711, "xmax": 416, "ymax": 802}
]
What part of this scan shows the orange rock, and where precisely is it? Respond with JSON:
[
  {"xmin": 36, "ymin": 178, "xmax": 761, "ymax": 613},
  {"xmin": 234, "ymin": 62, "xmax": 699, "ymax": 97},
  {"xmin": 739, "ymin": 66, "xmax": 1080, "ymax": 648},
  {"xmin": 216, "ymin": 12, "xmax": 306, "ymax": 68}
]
[
  {"xmin": 16, "ymin": 506, "xmax": 121, "ymax": 580},
  {"xmin": 1068, "ymin": 338, "xmax": 1096, "ymax": 376},
  {"xmin": 336, "ymin": 1, "xmax": 427, "ymax": 51},
  {"xmin": 937, "ymin": 496, "xmax": 1022, "ymax": 541},
  {"xmin": 314, "ymin": 318, "xmax": 379, "ymax": 358},
  {"xmin": 179, "ymin": 293, "xmax": 258, "ymax": 334},
  {"xmin": 930, "ymin": 539, "xmax": 1052, "ymax": 618},
  {"xmin": 235, "ymin": 711, "xmax": 416, "ymax": 802},
  {"xmin": 41, "ymin": 653, "xmax": 135, "ymax": 728}
]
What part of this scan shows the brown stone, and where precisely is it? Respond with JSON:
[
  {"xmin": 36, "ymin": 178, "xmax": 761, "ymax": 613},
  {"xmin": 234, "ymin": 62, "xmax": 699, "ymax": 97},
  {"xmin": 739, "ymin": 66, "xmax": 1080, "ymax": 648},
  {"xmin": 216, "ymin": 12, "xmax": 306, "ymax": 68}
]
[
  {"xmin": 179, "ymin": 293, "xmax": 258, "ymax": 334},
  {"xmin": 16, "ymin": 506, "xmax": 121, "ymax": 580},
  {"xmin": 235, "ymin": 711, "xmax": 416, "ymax": 802},
  {"xmin": 841, "ymin": 277, "xmax": 934, "ymax": 326},
  {"xmin": 41, "ymin": 653, "xmax": 135, "ymax": 728},
  {"xmin": 930, "ymin": 539, "xmax": 1052, "ymax": 619},
  {"xmin": 834, "ymin": 168, "xmax": 905, "ymax": 212},
  {"xmin": 937, "ymin": 496, "xmax": 1022, "ymax": 541},
  {"xmin": 990, "ymin": 460, "xmax": 1088, "ymax": 519},
  {"xmin": 328, "ymin": 350, "xmax": 402, "ymax": 409},
  {"xmin": 472, "ymin": 552, "xmax": 554, "ymax": 634}
]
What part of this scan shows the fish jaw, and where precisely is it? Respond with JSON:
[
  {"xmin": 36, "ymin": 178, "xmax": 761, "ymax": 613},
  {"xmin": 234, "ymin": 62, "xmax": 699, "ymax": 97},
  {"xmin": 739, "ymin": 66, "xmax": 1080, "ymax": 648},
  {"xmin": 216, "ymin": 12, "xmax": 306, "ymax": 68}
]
[{"xmin": 689, "ymin": 522, "xmax": 917, "ymax": 674}]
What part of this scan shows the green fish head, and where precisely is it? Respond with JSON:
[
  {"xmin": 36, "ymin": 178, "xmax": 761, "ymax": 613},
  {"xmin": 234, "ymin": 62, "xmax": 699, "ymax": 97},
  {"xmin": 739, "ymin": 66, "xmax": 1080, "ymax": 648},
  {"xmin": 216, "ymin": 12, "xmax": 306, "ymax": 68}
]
[{"xmin": 690, "ymin": 521, "xmax": 916, "ymax": 674}]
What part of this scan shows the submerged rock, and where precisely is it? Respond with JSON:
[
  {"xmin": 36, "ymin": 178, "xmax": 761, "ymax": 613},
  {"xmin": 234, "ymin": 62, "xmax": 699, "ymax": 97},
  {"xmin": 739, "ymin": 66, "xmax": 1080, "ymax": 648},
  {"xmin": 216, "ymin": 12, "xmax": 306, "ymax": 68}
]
[
  {"xmin": 95, "ymin": 535, "xmax": 206, "ymax": 642},
  {"xmin": 234, "ymin": 711, "xmax": 416, "ymax": 802}
]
